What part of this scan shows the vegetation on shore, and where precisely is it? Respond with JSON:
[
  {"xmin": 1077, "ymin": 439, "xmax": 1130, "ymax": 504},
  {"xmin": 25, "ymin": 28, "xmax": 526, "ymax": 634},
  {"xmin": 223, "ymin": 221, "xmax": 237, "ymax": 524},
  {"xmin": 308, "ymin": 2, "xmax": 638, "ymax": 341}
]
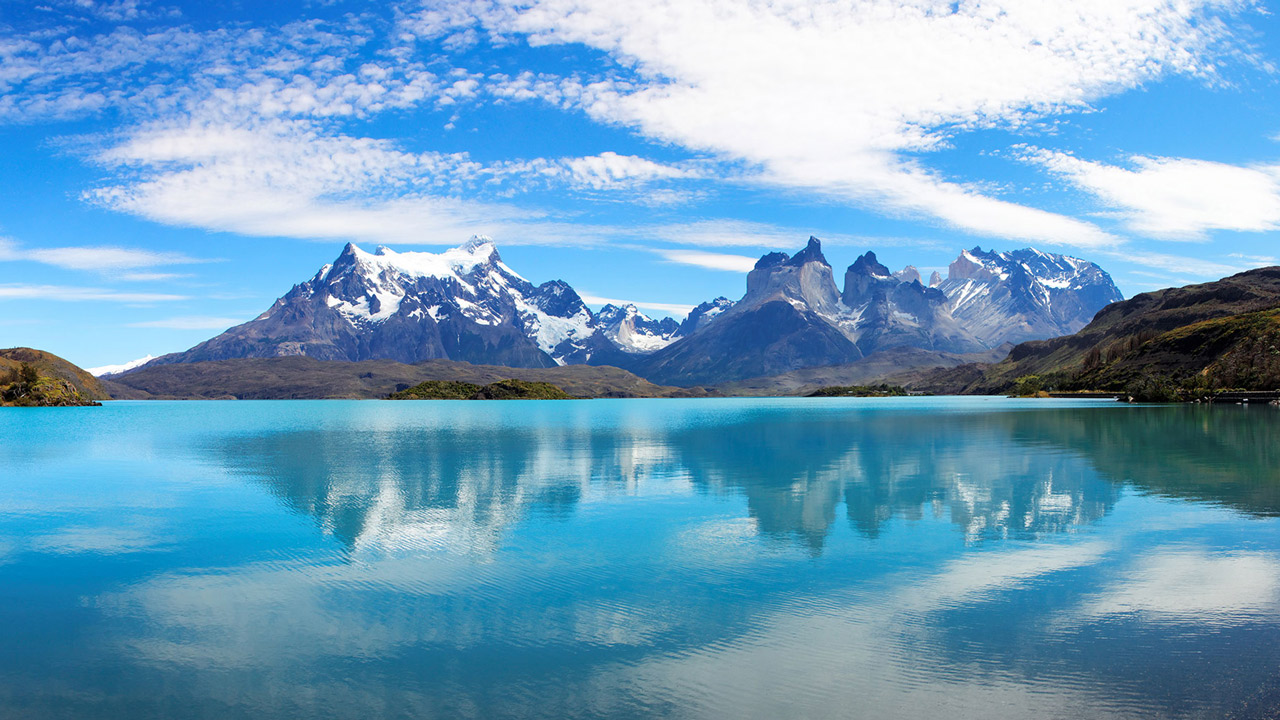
[
  {"xmin": 0, "ymin": 348, "xmax": 108, "ymax": 407},
  {"xmin": 806, "ymin": 384, "xmax": 909, "ymax": 398},
  {"xmin": 389, "ymin": 378, "xmax": 574, "ymax": 400},
  {"xmin": 1004, "ymin": 309, "xmax": 1280, "ymax": 401},
  {"xmin": 1, "ymin": 362, "xmax": 102, "ymax": 407}
]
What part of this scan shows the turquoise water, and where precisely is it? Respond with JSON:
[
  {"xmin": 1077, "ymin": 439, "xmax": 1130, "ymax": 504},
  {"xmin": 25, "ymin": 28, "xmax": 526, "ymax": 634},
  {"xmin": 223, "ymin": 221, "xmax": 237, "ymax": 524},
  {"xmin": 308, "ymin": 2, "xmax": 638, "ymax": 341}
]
[{"xmin": 1, "ymin": 397, "xmax": 1279, "ymax": 719}]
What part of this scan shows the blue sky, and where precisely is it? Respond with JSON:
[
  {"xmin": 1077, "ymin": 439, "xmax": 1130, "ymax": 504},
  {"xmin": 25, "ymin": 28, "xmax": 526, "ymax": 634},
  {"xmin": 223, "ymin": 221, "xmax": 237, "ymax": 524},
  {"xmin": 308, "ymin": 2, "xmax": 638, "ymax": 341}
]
[{"xmin": 2, "ymin": 0, "xmax": 1280, "ymax": 369}]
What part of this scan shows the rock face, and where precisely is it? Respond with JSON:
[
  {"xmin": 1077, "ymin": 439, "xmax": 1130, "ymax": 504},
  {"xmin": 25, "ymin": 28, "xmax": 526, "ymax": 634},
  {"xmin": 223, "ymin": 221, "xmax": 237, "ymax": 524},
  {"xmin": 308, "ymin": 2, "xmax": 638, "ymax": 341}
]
[
  {"xmin": 841, "ymin": 251, "xmax": 985, "ymax": 357},
  {"xmin": 938, "ymin": 247, "xmax": 1123, "ymax": 347},
  {"xmin": 639, "ymin": 238, "xmax": 862, "ymax": 386}
]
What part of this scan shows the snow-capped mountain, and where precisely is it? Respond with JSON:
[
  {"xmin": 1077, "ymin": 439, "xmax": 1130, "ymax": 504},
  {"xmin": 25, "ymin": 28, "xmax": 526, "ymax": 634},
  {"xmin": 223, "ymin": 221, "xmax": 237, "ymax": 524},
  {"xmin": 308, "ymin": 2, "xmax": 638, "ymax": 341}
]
[
  {"xmin": 678, "ymin": 297, "xmax": 735, "ymax": 335},
  {"xmin": 938, "ymin": 247, "xmax": 1124, "ymax": 346},
  {"xmin": 594, "ymin": 304, "xmax": 681, "ymax": 353},
  {"xmin": 147, "ymin": 237, "xmax": 606, "ymax": 368}
]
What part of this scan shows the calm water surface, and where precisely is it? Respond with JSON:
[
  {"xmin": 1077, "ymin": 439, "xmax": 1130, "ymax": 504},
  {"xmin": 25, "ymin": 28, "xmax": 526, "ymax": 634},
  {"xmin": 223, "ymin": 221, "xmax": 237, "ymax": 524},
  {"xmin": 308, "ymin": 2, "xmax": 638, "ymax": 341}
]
[{"xmin": 1, "ymin": 397, "xmax": 1279, "ymax": 719}]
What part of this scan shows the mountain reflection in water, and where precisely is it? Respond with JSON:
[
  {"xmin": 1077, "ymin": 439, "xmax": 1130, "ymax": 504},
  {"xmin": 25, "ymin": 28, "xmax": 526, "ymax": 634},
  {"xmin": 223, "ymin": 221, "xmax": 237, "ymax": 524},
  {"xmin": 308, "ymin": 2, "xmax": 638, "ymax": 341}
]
[
  {"xmin": 218, "ymin": 403, "xmax": 1279, "ymax": 556},
  {"xmin": 2, "ymin": 398, "xmax": 1278, "ymax": 720}
]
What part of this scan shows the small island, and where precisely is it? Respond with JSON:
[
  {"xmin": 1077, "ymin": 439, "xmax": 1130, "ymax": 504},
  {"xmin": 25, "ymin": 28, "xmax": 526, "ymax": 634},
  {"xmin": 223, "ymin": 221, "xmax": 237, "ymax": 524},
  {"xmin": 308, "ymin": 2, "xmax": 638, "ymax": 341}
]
[
  {"xmin": 389, "ymin": 378, "xmax": 575, "ymax": 400},
  {"xmin": 806, "ymin": 384, "xmax": 909, "ymax": 398}
]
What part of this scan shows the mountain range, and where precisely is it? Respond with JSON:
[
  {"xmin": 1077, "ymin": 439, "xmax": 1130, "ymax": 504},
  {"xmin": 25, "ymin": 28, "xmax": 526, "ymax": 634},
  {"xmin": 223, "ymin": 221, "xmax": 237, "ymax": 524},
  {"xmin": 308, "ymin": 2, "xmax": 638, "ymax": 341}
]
[{"xmin": 130, "ymin": 235, "xmax": 1123, "ymax": 386}]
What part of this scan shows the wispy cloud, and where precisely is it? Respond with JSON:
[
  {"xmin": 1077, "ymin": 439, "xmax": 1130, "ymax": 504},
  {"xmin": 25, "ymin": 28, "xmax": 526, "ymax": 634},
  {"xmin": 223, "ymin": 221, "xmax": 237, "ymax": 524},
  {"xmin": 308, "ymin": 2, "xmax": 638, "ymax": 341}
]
[
  {"xmin": 1, "ymin": 0, "xmax": 1269, "ymax": 276},
  {"xmin": 25, "ymin": 246, "xmax": 204, "ymax": 271},
  {"xmin": 127, "ymin": 315, "xmax": 247, "ymax": 330},
  {"xmin": 579, "ymin": 294, "xmax": 693, "ymax": 317},
  {"xmin": 0, "ymin": 284, "xmax": 186, "ymax": 302},
  {"xmin": 468, "ymin": 0, "xmax": 1258, "ymax": 249},
  {"xmin": 0, "ymin": 237, "xmax": 208, "ymax": 278},
  {"xmin": 1095, "ymin": 249, "xmax": 1246, "ymax": 279},
  {"xmin": 656, "ymin": 249, "xmax": 756, "ymax": 273},
  {"xmin": 1025, "ymin": 149, "xmax": 1280, "ymax": 239}
]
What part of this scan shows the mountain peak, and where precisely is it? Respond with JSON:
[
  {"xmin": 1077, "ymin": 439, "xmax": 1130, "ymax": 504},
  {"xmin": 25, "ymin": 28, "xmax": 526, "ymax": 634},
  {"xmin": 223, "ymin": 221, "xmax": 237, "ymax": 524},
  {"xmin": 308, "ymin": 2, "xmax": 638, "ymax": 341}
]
[
  {"xmin": 754, "ymin": 251, "xmax": 790, "ymax": 270},
  {"xmin": 463, "ymin": 235, "xmax": 495, "ymax": 253},
  {"xmin": 847, "ymin": 251, "xmax": 892, "ymax": 278},
  {"xmin": 894, "ymin": 265, "xmax": 922, "ymax": 285},
  {"xmin": 786, "ymin": 236, "xmax": 828, "ymax": 267}
]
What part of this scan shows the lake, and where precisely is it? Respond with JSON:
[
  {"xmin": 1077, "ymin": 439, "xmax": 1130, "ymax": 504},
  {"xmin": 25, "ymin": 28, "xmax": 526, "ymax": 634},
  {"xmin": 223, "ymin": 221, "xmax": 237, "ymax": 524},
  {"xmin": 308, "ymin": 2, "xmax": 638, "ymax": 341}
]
[{"xmin": 1, "ymin": 397, "xmax": 1279, "ymax": 719}]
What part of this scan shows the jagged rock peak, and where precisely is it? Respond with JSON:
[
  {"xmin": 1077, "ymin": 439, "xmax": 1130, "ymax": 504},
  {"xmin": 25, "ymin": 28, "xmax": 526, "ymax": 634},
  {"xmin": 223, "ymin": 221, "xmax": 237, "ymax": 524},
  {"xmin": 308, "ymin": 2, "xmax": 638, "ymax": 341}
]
[
  {"xmin": 894, "ymin": 265, "xmax": 922, "ymax": 285},
  {"xmin": 678, "ymin": 296, "xmax": 735, "ymax": 335},
  {"xmin": 754, "ymin": 251, "xmax": 790, "ymax": 270},
  {"xmin": 948, "ymin": 247, "xmax": 1000, "ymax": 282},
  {"xmin": 785, "ymin": 236, "xmax": 828, "ymax": 267},
  {"xmin": 847, "ymin": 251, "xmax": 892, "ymax": 278},
  {"xmin": 929, "ymin": 271, "xmax": 943, "ymax": 287}
]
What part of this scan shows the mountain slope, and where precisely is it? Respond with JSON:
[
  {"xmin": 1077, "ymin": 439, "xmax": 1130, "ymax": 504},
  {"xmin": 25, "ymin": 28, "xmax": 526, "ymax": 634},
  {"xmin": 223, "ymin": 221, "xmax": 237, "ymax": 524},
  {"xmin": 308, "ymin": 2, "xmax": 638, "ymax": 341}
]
[
  {"xmin": 928, "ymin": 266, "xmax": 1280, "ymax": 394},
  {"xmin": 104, "ymin": 356, "xmax": 705, "ymax": 399},
  {"xmin": 939, "ymin": 247, "xmax": 1123, "ymax": 346}
]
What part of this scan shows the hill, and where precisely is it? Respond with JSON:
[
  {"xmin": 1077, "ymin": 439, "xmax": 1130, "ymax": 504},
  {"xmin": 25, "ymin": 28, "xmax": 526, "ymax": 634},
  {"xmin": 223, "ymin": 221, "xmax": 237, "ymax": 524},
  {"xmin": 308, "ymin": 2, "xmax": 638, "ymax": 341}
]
[
  {"xmin": 102, "ymin": 356, "xmax": 705, "ymax": 400},
  {"xmin": 915, "ymin": 266, "xmax": 1280, "ymax": 396},
  {"xmin": 0, "ymin": 348, "xmax": 109, "ymax": 406}
]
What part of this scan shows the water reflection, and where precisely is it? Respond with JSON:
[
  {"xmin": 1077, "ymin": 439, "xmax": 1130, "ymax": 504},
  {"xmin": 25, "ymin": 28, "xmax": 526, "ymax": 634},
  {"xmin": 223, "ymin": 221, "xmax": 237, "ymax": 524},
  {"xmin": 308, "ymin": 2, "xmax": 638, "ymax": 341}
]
[
  {"xmin": 210, "ymin": 404, "xmax": 1244, "ymax": 555},
  {"xmin": 3, "ymin": 400, "xmax": 1279, "ymax": 720}
]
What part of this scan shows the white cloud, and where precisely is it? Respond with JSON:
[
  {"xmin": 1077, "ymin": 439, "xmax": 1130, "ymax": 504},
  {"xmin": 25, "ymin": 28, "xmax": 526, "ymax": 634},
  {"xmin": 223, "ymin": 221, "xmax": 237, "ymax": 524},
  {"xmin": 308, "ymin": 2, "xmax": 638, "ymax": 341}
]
[
  {"xmin": 561, "ymin": 152, "xmax": 695, "ymax": 190},
  {"xmin": 647, "ymin": 219, "xmax": 818, "ymax": 249},
  {"xmin": 656, "ymin": 249, "xmax": 757, "ymax": 273},
  {"xmin": 25, "ymin": 245, "xmax": 202, "ymax": 271},
  {"xmin": 127, "ymin": 316, "xmax": 247, "ymax": 330},
  {"xmin": 119, "ymin": 272, "xmax": 191, "ymax": 282},
  {"xmin": 0, "ymin": 237, "xmax": 19, "ymax": 261},
  {"xmin": 1095, "ymin": 248, "xmax": 1246, "ymax": 279},
  {"xmin": 84, "ymin": 119, "xmax": 715, "ymax": 248},
  {"xmin": 4, "ymin": 0, "xmax": 1264, "ymax": 265},
  {"xmin": 1071, "ymin": 549, "xmax": 1280, "ymax": 623},
  {"xmin": 0, "ymin": 284, "xmax": 186, "ymax": 302},
  {"xmin": 471, "ymin": 0, "xmax": 1256, "ymax": 249},
  {"xmin": 579, "ymin": 294, "xmax": 693, "ymax": 317},
  {"xmin": 1027, "ymin": 149, "xmax": 1280, "ymax": 239}
]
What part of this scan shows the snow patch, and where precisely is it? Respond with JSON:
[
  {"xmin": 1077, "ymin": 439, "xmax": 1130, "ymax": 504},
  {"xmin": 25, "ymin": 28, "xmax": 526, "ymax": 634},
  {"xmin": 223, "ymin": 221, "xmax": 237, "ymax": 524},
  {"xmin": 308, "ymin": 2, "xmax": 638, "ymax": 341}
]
[{"xmin": 88, "ymin": 354, "xmax": 157, "ymax": 377}]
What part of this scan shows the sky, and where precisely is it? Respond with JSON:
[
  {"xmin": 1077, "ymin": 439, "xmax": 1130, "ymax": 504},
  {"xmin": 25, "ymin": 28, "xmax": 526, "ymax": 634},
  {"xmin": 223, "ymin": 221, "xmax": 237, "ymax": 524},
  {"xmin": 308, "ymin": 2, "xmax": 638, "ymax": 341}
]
[{"xmin": 2, "ymin": 0, "xmax": 1280, "ymax": 369}]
